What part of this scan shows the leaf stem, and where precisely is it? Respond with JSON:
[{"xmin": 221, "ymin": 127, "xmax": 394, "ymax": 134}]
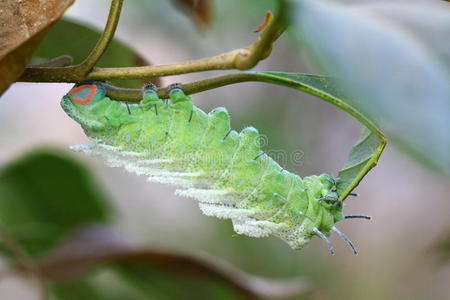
[
  {"xmin": 102, "ymin": 70, "xmax": 384, "ymax": 143},
  {"xmin": 104, "ymin": 73, "xmax": 270, "ymax": 101}
]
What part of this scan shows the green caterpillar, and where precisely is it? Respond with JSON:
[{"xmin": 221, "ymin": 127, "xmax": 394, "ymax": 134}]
[{"xmin": 61, "ymin": 81, "xmax": 370, "ymax": 254}]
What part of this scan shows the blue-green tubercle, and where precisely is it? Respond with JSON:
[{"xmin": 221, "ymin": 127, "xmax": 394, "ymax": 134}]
[{"xmin": 61, "ymin": 81, "xmax": 363, "ymax": 254}]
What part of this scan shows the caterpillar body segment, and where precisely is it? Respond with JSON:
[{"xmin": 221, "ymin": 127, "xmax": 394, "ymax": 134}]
[{"xmin": 61, "ymin": 81, "xmax": 363, "ymax": 254}]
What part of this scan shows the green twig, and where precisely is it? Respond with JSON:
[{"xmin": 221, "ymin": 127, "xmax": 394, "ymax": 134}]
[
  {"xmin": 105, "ymin": 71, "xmax": 385, "ymax": 139},
  {"xmin": 78, "ymin": 0, "xmax": 123, "ymax": 73},
  {"xmin": 105, "ymin": 73, "xmax": 260, "ymax": 100},
  {"xmin": 18, "ymin": 0, "xmax": 124, "ymax": 82},
  {"xmin": 18, "ymin": 0, "xmax": 286, "ymax": 83},
  {"xmin": 88, "ymin": 3, "xmax": 287, "ymax": 80},
  {"xmin": 234, "ymin": 2, "xmax": 288, "ymax": 70},
  {"xmin": 88, "ymin": 49, "xmax": 246, "ymax": 80}
]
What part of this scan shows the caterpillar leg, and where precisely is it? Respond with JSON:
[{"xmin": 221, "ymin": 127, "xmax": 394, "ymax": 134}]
[
  {"xmin": 345, "ymin": 215, "xmax": 371, "ymax": 220},
  {"xmin": 168, "ymin": 83, "xmax": 191, "ymax": 104},
  {"xmin": 332, "ymin": 226, "xmax": 357, "ymax": 255},
  {"xmin": 312, "ymin": 228, "xmax": 336, "ymax": 255},
  {"xmin": 141, "ymin": 84, "xmax": 161, "ymax": 110},
  {"xmin": 318, "ymin": 195, "xmax": 341, "ymax": 208}
]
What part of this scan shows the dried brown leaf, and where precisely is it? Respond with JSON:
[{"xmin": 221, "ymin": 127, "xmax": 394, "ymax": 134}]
[{"xmin": 0, "ymin": 0, "xmax": 74, "ymax": 94}]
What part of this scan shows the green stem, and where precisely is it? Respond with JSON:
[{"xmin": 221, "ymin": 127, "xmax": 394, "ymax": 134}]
[
  {"xmin": 18, "ymin": 0, "xmax": 286, "ymax": 83},
  {"xmin": 106, "ymin": 72, "xmax": 376, "ymax": 136},
  {"xmin": 88, "ymin": 49, "xmax": 245, "ymax": 80},
  {"xmin": 88, "ymin": 2, "xmax": 287, "ymax": 80},
  {"xmin": 18, "ymin": 0, "xmax": 124, "ymax": 82},
  {"xmin": 105, "ymin": 73, "xmax": 376, "ymax": 136},
  {"xmin": 104, "ymin": 73, "xmax": 265, "ymax": 100},
  {"xmin": 104, "ymin": 71, "xmax": 379, "ymax": 137},
  {"xmin": 234, "ymin": 2, "xmax": 288, "ymax": 70},
  {"xmin": 78, "ymin": 0, "xmax": 123, "ymax": 73}
]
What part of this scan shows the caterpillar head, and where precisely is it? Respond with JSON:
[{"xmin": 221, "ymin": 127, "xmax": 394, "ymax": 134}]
[
  {"xmin": 61, "ymin": 81, "xmax": 112, "ymax": 135},
  {"xmin": 318, "ymin": 174, "xmax": 344, "ymax": 218}
]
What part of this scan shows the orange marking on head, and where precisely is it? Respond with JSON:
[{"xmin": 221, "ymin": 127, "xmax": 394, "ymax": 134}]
[{"xmin": 69, "ymin": 84, "xmax": 97, "ymax": 105}]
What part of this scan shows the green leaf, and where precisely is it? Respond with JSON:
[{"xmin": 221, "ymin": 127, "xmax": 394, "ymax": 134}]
[
  {"xmin": 0, "ymin": 148, "xmax": 112, "ymax": 257},
  {"xmin": 336, "ymin": 128, "xmax": 384, "ymax": 196},
  {"xmin": 246, "ymin": 71, "xmax": 386, "ymax": 200},
  {"xmin": 31, "ymin": 18, "xmax": 158, "ymax": 88},
  {"xmin": 50, "ymin": 280, "xmax": 114, "ymax": 300},
  {"xmin": 291, "ymin": 0, "xmax": 450, "ymax": 176}
]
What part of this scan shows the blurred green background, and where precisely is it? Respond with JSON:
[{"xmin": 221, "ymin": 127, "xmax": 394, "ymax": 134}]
[{"xmin": 1, "ymin": 0, "xmax": 449, "ymax": 299}]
